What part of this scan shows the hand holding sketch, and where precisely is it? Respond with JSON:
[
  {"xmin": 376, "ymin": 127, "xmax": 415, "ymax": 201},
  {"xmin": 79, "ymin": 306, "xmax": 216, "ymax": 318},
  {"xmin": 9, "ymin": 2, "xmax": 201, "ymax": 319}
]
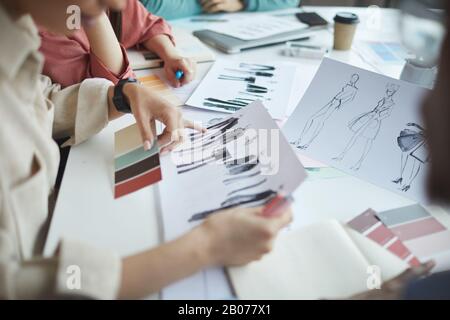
[
  {"xmin": 159, "ymin": 101, "xmax": 306, "ymax": 299},
  {"xmin": 199, "ymin": 206, "xmax": 293, "ymax": 266}
]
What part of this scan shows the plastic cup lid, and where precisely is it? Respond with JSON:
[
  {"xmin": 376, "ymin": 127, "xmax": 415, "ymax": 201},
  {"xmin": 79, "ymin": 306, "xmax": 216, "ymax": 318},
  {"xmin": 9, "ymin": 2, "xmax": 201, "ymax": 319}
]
[{"xmin": 334, "ymin": 12, "xmax": 360, "ymax": 24}]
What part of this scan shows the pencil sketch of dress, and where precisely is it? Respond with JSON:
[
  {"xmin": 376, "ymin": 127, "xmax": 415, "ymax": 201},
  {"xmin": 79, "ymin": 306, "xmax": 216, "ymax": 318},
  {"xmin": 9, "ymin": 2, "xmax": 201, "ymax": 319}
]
[
  {"xmin": 334, "ymin": 84, "xmax": 400, "ymax": 171},
  {"xmin": 293, "ymin": 74, "xmax": 360, "ymax": 149},
  {"xmin": 392, "ymin": 123, "xmax": 429, "ymax": 192}
]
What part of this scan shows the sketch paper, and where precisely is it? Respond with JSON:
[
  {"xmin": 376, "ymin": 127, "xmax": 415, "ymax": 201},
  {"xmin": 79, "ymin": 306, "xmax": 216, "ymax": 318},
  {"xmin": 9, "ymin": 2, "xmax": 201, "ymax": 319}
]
[
  {"xmin": 114, "ymin": 123, "xmax": 161, "ymax": 199},
  {"xmin": 159, "ymin": 101, "xmax": 307, "ymax": 298},
  {"xmin": 283, "ymin": 58, "xmax": 431, "ymax": 204},
  {"xmin": 207, "ymin": 16, "xmax": 308, "ymax": 41},
  {"xmin": 186, "ymin": 59, "xmax": 298, "ymax": 119}
]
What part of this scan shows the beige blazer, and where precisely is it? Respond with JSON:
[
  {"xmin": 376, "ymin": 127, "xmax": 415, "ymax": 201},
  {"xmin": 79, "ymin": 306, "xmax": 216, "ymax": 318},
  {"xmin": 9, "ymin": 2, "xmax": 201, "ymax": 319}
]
[{"xmin": 0, "ymin": 6, "xmax": 121, "ymax": 299}]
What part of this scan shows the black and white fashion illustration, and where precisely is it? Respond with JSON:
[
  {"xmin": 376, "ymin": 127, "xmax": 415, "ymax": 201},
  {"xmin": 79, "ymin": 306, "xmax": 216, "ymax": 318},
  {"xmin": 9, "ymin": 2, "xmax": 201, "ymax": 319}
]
[
  {"xmin": 333, "ymin": 83, "xmax": 400, "ymax": 171},
  {"xmin": 293, "ymin": 74, "xmax": 360, "ymax": 150},
  {"xmin": 392, "ymin": 123, "xmax": 429, "ymax": 192}
]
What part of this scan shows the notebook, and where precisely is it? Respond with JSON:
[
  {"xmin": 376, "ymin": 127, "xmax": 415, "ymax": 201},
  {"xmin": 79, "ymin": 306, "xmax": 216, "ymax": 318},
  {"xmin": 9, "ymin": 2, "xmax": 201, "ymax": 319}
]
[
  {"xmin": 228, "ymin": 220, "xmax": 408, "ymax": 300},
  {"xmin": 127, "ymin": 28, "xmax": 216, "ymax": 70}
]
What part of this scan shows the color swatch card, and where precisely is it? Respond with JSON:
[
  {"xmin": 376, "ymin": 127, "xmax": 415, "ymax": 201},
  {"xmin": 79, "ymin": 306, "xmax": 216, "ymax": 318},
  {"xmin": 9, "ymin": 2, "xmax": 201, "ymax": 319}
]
[
  {"xmin": 139, "ymin": 75, "xmax": 182, "ymax": 107},
  {"xmin": 186, "ymin": 59, "xmax": 298, "ymax": 119},
  {"xmin": 283, "ymin": 58, "xmax": 431, "ymax": 204},
  {"xmin": 348, "ymin": 209, "xmax": 420, "ymax": 267},
  {"xmin": 114, "ymin": 123, "xmax": 161, "ymax": 199},
  {"xmin": 349, "ymin": 206, "xmax": 450, "ymax": 272},
  {"xmin": 377, "ymin": 205, "xmax": 450, "ymax": 272}
]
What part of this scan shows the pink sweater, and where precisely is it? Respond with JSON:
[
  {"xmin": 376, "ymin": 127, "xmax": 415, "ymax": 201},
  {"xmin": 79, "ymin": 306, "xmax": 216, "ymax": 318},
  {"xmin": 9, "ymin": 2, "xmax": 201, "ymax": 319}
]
[{"xmin": 39, "ymin": 0, "xmax": 173, "ymax": 88}]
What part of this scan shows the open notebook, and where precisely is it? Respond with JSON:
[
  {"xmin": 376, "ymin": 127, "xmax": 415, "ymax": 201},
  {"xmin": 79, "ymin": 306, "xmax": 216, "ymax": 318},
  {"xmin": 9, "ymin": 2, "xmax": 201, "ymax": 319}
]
[
  {"xmin": 228, "ymin": 220, "xmax": 409, "ymax": 300},
  {"xmin": 127, "ymin": 28, "xmax": 215, "ymax": 70}
]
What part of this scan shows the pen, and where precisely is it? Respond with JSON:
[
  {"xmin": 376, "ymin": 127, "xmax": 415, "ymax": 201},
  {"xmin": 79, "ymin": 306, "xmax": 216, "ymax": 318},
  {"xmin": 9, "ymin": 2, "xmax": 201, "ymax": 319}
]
[
  {"xmin": 175, "ymin": 70, "xmax": 184, "ymax": 80},
  {"xmin": 288, "ymin": 43, "xmax": 324, "ymax": 50},
  {"xmin": 262, "ymin": 195, "xmax": 294, "ymax": 218},
  {"xmin": 190, "ymin": 18, "xmax": 228, "ymax": 22}
]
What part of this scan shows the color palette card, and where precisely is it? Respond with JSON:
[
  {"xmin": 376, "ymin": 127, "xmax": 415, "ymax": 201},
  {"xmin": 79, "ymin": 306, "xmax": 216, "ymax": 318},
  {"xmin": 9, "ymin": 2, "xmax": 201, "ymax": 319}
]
[
  {"xmin": 114, "ymin": 123, "xmax": 161, "ymax": 199},
  {"xmin": 138, "ymin": 75, "xmax": 182, "ymax": 107},
  {"xmin": 377, "ymin": 205, "xmax": 450, "ymax": 272},
  {"xmin": 348, "ymin": 209, "xmax": 420, "ymax": 267}
]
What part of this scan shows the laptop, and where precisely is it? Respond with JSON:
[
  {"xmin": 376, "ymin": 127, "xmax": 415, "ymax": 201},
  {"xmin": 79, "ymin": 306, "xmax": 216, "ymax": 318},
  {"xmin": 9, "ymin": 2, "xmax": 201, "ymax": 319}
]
[{"xmin": 193, "ymin": 26, "xmax": 327, "ymax": 54}]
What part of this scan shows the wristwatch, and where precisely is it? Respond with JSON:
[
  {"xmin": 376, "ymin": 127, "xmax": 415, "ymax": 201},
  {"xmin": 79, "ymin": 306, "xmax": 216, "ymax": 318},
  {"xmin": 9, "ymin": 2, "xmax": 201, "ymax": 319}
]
[{"xmin": 113, "ymin": 78, "xmax": 138, "ymax": 114}]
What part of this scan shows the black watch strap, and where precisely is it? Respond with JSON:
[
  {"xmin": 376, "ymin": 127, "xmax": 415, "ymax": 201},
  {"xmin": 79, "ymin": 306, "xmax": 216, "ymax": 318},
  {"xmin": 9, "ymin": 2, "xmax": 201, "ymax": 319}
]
[{"xmin": 113, "ymin": 78, "xmax": 138, "ymax": 114}]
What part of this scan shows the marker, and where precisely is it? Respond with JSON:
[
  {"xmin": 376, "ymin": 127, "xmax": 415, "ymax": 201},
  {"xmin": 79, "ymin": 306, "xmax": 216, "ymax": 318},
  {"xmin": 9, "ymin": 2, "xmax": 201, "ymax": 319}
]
[
  {"xmin": 175, "ymin": 70, "xmax": 184, "ymax": 80},
  {"xmin": 262, "ymin": 195, "xmax": 293, "ymax": 218}
]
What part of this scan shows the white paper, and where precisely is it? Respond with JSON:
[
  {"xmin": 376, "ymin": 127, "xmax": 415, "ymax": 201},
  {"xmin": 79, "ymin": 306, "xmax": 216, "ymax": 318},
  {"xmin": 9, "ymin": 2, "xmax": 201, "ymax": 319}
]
[
  {"xmin": 186, "ymin": 59, "xmax": 298, "ymax": 119},
  {"xmin": 283, "ymin": 58, "xmax": 431, "ymax": 204},
  {"xmin": 159, "ymin": 101, "xmax": 307, "ymax": 299},
  {"xmin": 207, "ymin": 16, "xmax": 308, "ymax": 41}
]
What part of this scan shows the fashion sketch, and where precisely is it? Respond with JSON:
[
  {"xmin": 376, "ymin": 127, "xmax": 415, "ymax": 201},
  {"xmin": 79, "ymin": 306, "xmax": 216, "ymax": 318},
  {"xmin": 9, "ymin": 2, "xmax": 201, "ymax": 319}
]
[
  {"xmin": 333, "ymin": 83, "xmax": 400, "ymax": 171},
  {"xmin": 392, "ymin": 123, "xmax": 429, "ymax": 192},
  {"xmin": 188, "ymin": 189, "xmax": 280, "ymax": 222},
  {"xmin": 293, "ymin": 74, "xmax": 360, "ymax": 150}
]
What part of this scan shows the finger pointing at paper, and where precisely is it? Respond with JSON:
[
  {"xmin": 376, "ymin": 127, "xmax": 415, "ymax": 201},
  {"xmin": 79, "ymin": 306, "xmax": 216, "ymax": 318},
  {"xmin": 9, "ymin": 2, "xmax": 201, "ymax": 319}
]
[{"xmin": 115, "ymin": 83, "xmax": 205, "ymax": 152}]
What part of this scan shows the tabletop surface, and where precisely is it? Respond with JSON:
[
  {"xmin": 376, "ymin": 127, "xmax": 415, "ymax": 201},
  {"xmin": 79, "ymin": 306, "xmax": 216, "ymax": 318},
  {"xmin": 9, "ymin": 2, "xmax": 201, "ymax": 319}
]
[{"xmin": 43, "ymin": 6, "xmax": 450, "ymax": 299}]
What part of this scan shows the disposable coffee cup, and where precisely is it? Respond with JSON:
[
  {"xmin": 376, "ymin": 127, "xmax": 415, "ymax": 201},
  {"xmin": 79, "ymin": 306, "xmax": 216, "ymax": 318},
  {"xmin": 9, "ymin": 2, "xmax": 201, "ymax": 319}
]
[{"xmin": 333, "ymin": 12, "xmax": 360, "ymax": 50}]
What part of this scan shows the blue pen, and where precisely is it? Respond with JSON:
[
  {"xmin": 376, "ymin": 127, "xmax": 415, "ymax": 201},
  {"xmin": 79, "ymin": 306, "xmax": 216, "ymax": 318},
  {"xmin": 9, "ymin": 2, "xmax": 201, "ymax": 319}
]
[{"xmin": 175, "ymin": 70, "xmax": 184, "ymax": 80}]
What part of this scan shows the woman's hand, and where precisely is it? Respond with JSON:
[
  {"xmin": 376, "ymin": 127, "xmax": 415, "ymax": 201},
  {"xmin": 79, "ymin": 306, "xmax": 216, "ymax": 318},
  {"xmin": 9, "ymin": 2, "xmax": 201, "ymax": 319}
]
[
  {"xmin": 197, "ymin": 206, "xmax": 293, "ymax": 266},
  {"xmin": 122, "ymin": 83, "xmax": 205, "ymax": 153},
  {"xmin": 351, "ymin": 261, "xmax": 435, "ymax": 300},
  {"xmin": 201, "ymin": 0, "xmax": 245, "ymax": 13},
  {"xmin": 164, "ymin": 55, "xmax": 196, "ymax": 88}
]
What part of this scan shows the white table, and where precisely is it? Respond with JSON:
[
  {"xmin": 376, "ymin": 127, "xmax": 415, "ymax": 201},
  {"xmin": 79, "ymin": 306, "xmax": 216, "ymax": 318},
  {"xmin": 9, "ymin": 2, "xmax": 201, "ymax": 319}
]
[{"xmin": 44, "ymin": 6, "xmax": 450, "ymax": 299}]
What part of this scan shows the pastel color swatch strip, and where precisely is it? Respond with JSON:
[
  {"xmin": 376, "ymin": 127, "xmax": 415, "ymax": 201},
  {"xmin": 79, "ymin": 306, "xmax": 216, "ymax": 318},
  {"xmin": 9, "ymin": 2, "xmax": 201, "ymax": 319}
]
[
  {"xmin": 376, "ymin": 205, "xmax": 450, "ymax": 270},
  {"xmin": 114, "ymin": 123, "xmax": 162, "ymax": 199},
  {"xmin": 139, "ymin": 75, "xmax": 182, "ymax": 106},
  {"xmin": 348, "ymin": 209, "xmax": 418, "ymax": 266}
]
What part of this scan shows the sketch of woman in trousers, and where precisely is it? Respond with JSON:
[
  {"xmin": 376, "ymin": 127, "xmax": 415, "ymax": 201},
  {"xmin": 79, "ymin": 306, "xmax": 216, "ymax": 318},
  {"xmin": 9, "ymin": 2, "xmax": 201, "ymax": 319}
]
[
  {"xmin": 333, "ymin": 84, "xmax": 400, "ymax": 171},
  {"xmin": 392, "ymin": 123, "xmax": 429, "ymax": 192},
  {"xmin": 294, "ymin": 74, "xmax": 360, "ymax": 149}
]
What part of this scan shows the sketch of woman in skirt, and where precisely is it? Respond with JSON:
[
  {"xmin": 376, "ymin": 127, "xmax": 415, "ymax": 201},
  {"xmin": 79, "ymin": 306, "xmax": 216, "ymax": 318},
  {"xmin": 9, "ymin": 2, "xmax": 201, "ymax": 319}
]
[
  {"xmin": 293, "ymin": 74, "xmax": 360, "ymax": 149},
  {"xmin": 333, "ymin": 84, "xmax": 400, "ymax": 171},
  {"xmin": 392, "ymin": 123, "xmax": 429, "ymax": 192}
]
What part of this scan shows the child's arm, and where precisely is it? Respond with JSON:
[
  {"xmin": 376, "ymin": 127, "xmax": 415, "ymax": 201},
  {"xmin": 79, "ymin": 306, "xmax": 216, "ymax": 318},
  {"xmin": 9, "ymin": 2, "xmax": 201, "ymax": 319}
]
[{"xmin": 84, "ymin": 12, "xmax": 127, "ymax": 77}]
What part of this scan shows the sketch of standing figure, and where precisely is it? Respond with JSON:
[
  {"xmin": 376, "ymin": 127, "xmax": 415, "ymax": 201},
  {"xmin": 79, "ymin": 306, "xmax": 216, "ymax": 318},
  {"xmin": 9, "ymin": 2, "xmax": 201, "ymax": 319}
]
[
  {"xmin": 392, "ymin": 123, "xmax": 429, "ymax": 192},
  {"xmin": 294, "ymin": 74, "xmax": 360, "ymax": 149},
  {"xmin": 333, "ymin": 83, "xmax": 400, "ymax": 171}
]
